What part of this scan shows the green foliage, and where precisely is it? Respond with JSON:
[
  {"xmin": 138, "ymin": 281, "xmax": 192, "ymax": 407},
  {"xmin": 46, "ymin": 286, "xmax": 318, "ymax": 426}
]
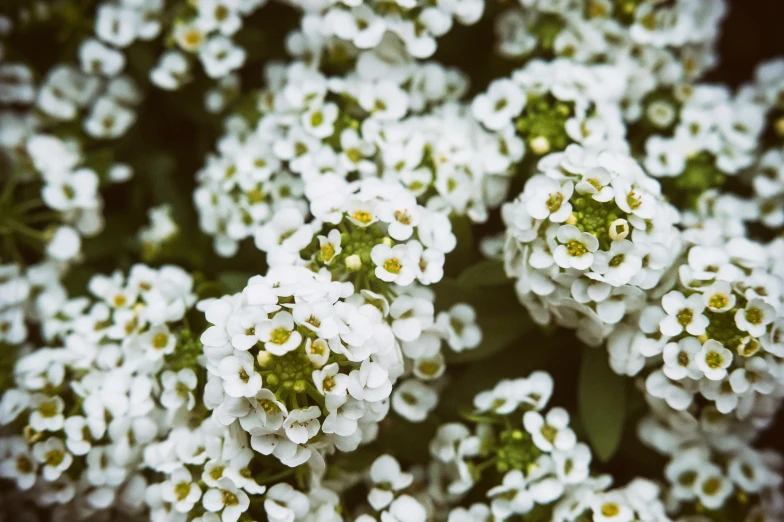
[{"xmin": 578, "ymin": 347, "xmax": 627, "ymax": 462}]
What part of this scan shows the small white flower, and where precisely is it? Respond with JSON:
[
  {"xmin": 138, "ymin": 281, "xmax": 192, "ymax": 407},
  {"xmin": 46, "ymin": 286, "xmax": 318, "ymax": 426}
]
[
  {"xmin": 702, "ymin": 281, "xmax": 736, "ymax": 312},
  {"xmin": 695, "ymin": 340, "xmax": 733, "ymax": 381},
  {"xmin": 368, "ymin": 454, "xmax": 414, "ymax": 510},
  {"xmin": 734, "ymin": 298, "xmax": 775, "ymax": 337},
  {"xmin": 218, "ymin": 350, "xmax": 262, "ymax": 397},
  {"xmin": 32, "ymin": 437, "xmax": 73, "ymax": 481},
  {"xmin": 264, "ymin": 483, "xmax": 310, "ymax": 522},
  {"xmin": 436, "ymin": 303, "xmax": 482, "ymax": 352},
  {"xmin": 160, "ymin": 369, "xmax": 198, "ymax": 411},
  {"xmin": 391, "ymin": 380, "xmax": 438, "ymax": 423},
  {"xmin": 256, "ymin": 312, "xmax": 302, "ymax": 356},
  {"xmin": 659, "ymin": 291, "xmax": 709, "ymax": 337},
  {"xmin": 202, "ymin": 477, "xmax": 250, "ymax": 522},
  {"xmin": 371, "ymin": 244, "xmax": 416, "ymax": 286},
  {"xmin": 162, "ymin": 467, "xmax": 202, "ymax": 513},
  {"xmin": 282, "ymin": 406, "xmax": 321, "ymax": 444},
  {"xmin": 662, "ymin": 338, "xmax": 702, "ymax": 381},
  {"xmin": 523, "ymin": 408, "xmax": 577, "ymax": 452},
  {"xmin": 694, "ymin": 466, "xmax": 732, "ymax": 510},
  {"xmin": 553, "ymin": 225, "xmax": 599, "ymax": 270}
]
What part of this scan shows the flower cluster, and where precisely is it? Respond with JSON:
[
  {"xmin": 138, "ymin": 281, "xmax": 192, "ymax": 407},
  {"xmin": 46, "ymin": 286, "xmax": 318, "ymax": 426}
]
[
  {"xmin": 640, "ymin": 84, "xmax": 765, "ymax": 207},
  {"xmin": 472, "ymin": 59, "xmax": 628, "ymax": 160},
  {"xmin": 609, "ymin": 233, "xmax": 784, "ymax": 425},
  {"xmin": 0, "ymin": 264, "xmax": 196, "ymax": 519},
  {"xmin": 503, "ymin": 145, "xmax": 681, "ymax": 346},
  {"xmin": 493, "ymin": 0, "xmax": 726, "ymax": 121},
  {"xmin": 639, "ymin": 397, "xmax": 784, "ymax": 520},
  {"xmin": 198, "ymin": 263, "xmax": 480, "ymax": 467},
  {"xmin": 284, "ymin": 0, "xmax": 484, "ymax": 60},
  {"xmin": 1, "ymin": 61, "xmax": 138, "ymax": 263},
  {"xmin": 429, "ymin": 371, "xmax": 671, "ymax": 521},
  {"xmin": 193, "ymin": 54, "xmax": 515, "ymax": 258}
]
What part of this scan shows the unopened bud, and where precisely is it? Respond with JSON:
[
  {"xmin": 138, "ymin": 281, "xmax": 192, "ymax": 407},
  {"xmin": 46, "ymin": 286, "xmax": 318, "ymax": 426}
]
[
  {"xmin": 346, "ymin": 254, "xmax": 362, "ymax": 271},
  {"xmin": 529, "ymin": 136, "xmax": 551, "ymax": 155},
  {"xmin": 608, "ymin": 218, "xmax": 629, "ymax": 240}
]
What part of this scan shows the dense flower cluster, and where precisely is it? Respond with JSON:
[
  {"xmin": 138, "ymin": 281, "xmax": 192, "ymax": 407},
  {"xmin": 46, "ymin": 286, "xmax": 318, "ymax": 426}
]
[
  {"xmin": 193, "ymin": 57, "xmax": 512, "ymax": 257},
  {"xmin": 493, "ymin": 0, "xmax": 726, "ymax": 121},
  {"xmin": 608, "ymin": 229, "xmax": 784, "ymax": 424},
  {"xmin": 2, "ymin": 1, "xmax": 784, "ymax": 521},
  {"xmin": 472, "ymin": 59, "xmax": 628, "ymax": 159},
  {"xmin": 285, "ymin": 0, "xmax": 484, "ymax": 60},
  {"xmin": 429, "ymin": 371, "xmax": 671, "ymax": 521},
  {"xmin": 503, "ymin": 145, "xmax": 681, "ymax": 346},
  {"xmin": 639, "ymin": 397, "xmax": 784, "ymax": 520},
  {"xmin": 0, "ymin": 264, "xmax": 196, "ymax": 519},
  {"xmin": 199, "ymin": 262, "xmax": 480, "ymax": 466}
]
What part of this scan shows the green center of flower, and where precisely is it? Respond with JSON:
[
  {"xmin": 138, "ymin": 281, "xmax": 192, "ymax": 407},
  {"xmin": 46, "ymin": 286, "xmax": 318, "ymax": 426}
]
[
  {"xmin": 565, "ymin": 240, "xmax": 588, "ymax": 257},
  {"xmin": 676, "ymin": 308, "xmax": 693, "ymax": 327},
  {"xmin": 704, "ymin": 351, "xmax": 724, "ymax": 369},
  {"xmin": 383, "ymin": 258, "xmax": 402, "ymax": 274},
  {"xmin": 270, "ymin": 327, "xmax": 291, "ymax": 345}
]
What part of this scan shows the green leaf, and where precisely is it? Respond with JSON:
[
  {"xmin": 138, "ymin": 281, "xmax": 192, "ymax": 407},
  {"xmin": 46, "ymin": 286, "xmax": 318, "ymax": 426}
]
[
  {"xmin": 457, "ymin": 259, "xmax": 509, "ymax": 288},
  {"xmin": 578, "ymin": 347, "xmax": 626, "ymax": 462}
]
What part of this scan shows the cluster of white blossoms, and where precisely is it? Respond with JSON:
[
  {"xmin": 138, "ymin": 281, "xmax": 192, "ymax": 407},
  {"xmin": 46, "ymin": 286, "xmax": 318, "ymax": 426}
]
[
  {"xmin": 0, "ymin": 60, "xmax": 138, "ymax": 262},
  {"xmin": 3, "ymin": 1, "xmax": 784, "ymax": 521},
  {"xmin": 283, "ymin": 0, "xmax": 484, "ymax": 60},
  {"xmin": 0, "ymin": 264, "xmax": 197, "ymax": 519},
  {"xmin": 472, "ymin": 59, "xmax": 628, "ymax": 160},
  {"xmin": 639, "ymin": 397, "xmax": 784, "ymax": 520},
  {"xmin": 198, "ymin": 260, "xmax": 480, "ymax": 467},
  {"xmin": 493, "ymin": 0, "xmax": 726, "ymax": 121},
  {"xmin": 193, "ymin": 56, "xmax": 510, "ymax": 257},
  {"xmin": 0, "ymin": 261, "xmax": 66, "ymax": 347},
  {"xmin": 502, "ymin": 145, "xmax": 681, "ymax": 346},
  {"xmin": 150, "ymin": 0, "xmax": 269, "ymax": 87},
  {"xmin": 428, "ymin": 371, "xmax": 671, "ymax": 522},
  {"xmin": 612, "ymin": 245, "xmax": 784, "ymax": 424},
  {"xmin": 640, "ymin": 84, "xmax": 766, "ymax": 207}
]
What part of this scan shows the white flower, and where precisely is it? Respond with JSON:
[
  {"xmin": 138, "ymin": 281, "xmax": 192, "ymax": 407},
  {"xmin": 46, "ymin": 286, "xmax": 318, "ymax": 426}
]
[
  {"xmin": 552, "ymin": 443, "xmax": 591, "ymax": 485},
  {"xmin": 734, "ymin": 298, "xmax": 775, "ymax": 337},
  {"xmin": 29, "ymin": 394, "xmax": 65, "ymax": 432},
  {"xmin": 317, "ymin": 230, "xmax": 342, "ymax": 265},
  {"xmin": 553, "ymin": 225, "xmax": 599, "ymax": 270},
  {"xmin": 391, "ymin": 380, "xmax": 438, "ymax": 422},
  {"xmin": 32, "ymin": 437, "xmax": 73, "ymax": 481},
  {"xmin": 203, "ymin": 477, "xmax": 250, "ymax": 522},
  {"xmin": 200, "ymin": 36, "xmax": 246, "ymax": 79},
  {"xmin": 371, "ymin": 244, "xmax": 416, "ymax": 286},
  {"xmin": 161, "ymin": 369, "xmax": 198, "ymax": 411},
  {"xmin": 382, "ymin": 495, "xmax": 427, "ymax": 522},
  {"xmin": 436, "ymin": 303, "xmax": 482, "ymax": 352},
  {"xmin": 282, "ymin": 406, "xmax": 321, "ymax": 444},
  {"xmin": 695, "ymin": 340, "xmax": 733, "ymax": 381},
  {"xmin": 79, "ymin": 38, "xmax": 125, "ymax": 76},
  {"xmin": 218, "ymin": 350, "xmax": 262, "ymax": 397},
  {"xmin": 591, "ymin": 240, "xmax": 642, "ymax": 287},
  {"xmin": 523, "ymin": 408, "xmax": 577, "ymax": 452},
  {"xmin": 702, "ymin": 281, "xmax": 736, "ymax": 312},
  {"xmin": 525, "ymin": 178, "xmax": 574, "ymax": 223},
  {"xmin": 590, "ymin": 492, "xmax": 633, "ymax": 522},
  {"xmin": 162, "ymin": 467, "xmax": 202, "ymax": 513},
  {"xmin": 694, "ymin": 466, "xmax": 732, "ymax": 510},
  {"xmin": 256, "ymin": 312, "xmax": 302, "ymax": 356},
  {"xmin": 659, "ymin": 291, "xmax": 710, "ymax": 337},
  {"xmin": 662, "ymin": 338, "xmax": 702, "ymax": 381},
  {"xmin": 472, "ymin": 79, "xmax": 525, "ymax": 131},
  {"xmin": 264, "ymin": 483, "xmax": 310, "ymax": 522},
  {"xmin": 368, "ymin": 454, "xmax": 414, "ymax": 510}
]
